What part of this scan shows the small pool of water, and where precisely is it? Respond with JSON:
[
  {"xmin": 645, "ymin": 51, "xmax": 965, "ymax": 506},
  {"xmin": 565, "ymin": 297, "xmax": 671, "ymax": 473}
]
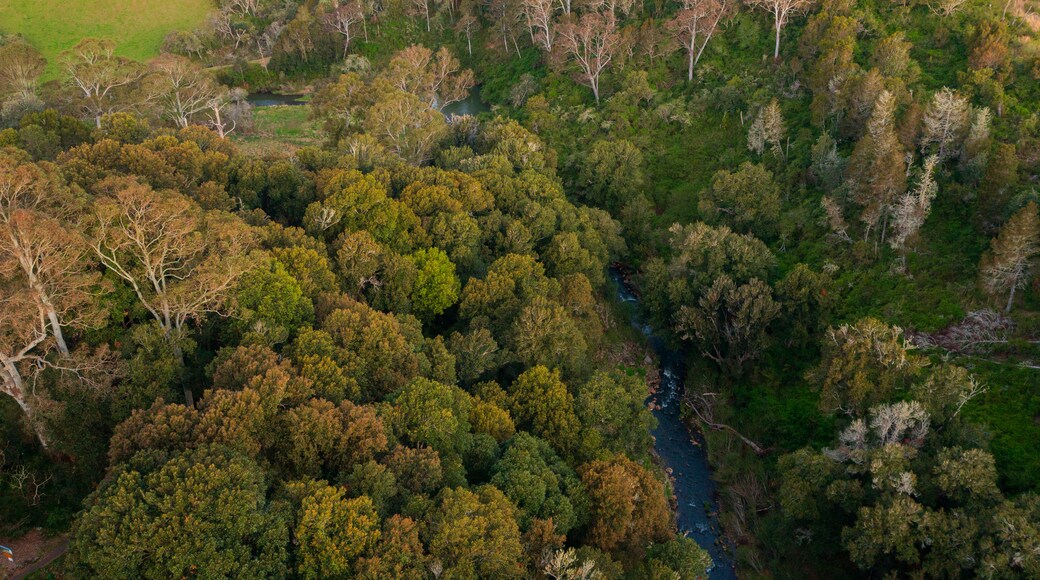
[
  {"xmin": 246, "ymin": 93, "xmax": 306, "ymax": 107},
  {"xmin": 441, "ymin": 87, "xmax": 490, "ymax": 117}
]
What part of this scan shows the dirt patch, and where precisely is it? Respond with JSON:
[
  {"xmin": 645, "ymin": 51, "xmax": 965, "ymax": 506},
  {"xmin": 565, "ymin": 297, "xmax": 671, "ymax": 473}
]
[{"xmin": 0, "ymin": 529, "xmax": 67, "ymax": 579}]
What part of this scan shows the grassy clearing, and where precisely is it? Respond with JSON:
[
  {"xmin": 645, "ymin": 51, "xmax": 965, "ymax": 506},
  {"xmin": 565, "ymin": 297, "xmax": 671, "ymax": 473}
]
[
  {"xmin": 232, "ymin": 105, "xmax": 323, "ymax": 156},
  {"xmin": 0, "ymin": 0, "xmax": 213, "ymax": 78}
]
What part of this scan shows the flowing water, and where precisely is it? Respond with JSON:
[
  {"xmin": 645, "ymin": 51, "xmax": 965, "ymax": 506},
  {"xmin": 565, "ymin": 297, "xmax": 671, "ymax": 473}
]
[{"xmin": 609, "ymin": 268, "xmax": 736, "ymax": 579}]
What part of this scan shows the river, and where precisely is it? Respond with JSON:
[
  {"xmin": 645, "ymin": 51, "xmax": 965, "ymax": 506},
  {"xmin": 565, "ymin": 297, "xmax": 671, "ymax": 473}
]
[{"xmin": 609, "ymin": 268, "xmax": 736, "ymax": 579}]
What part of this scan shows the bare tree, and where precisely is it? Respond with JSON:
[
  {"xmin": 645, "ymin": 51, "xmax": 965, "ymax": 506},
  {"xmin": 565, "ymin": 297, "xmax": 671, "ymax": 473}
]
[
  {"xmin": 381, "ymin": 45, "xmax": 475, "ymax": 110},
  {"xmin": 455, "ymin": 14, "xmax": 479, "ymax": 56},
  {"xmin": 151, "ymin": 55, "xmax": 222, "ymax": 129},
  {"xmin": 557, "ymin": 12, "xmax": 622, "ymax": 104},
  {"xmin": 91, "ymin": 181, "xmax": 256, "ymax": 403},
  {"xmin": 747, "ymin": 98, "xmax": 785, "ymax": 158},
  {"xmin": 324, "ymin": 1, "xmax": 366, "ymax": 56},
  {"xmin": 890, "ymin": 155, "xmax": 939, "ymax": 255},
  {"xmin": 61, "ymin": 39, "xmax": 147, "ymax": 128},
  {"xmin": 521, "ymin": 0, "xmax": 557, "ymax": 52},
  {"xmin": 668, "ymin": 0, "xmax": 727, "ymax": 80},
  {"xmin": 747, "ymin": 0, "xmax": 816, "ymax": 60},
  {"xmin": 922, "ymin": 87, "xmax": 970, "ymax": 161}
]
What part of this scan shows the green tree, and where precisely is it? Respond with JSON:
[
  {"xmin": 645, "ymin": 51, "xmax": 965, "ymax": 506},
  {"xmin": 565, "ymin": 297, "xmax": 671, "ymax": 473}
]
[
  {"xmin": 69, "ymin": 445, "xmax": 288, "ymax": 579},
  {"xmin": 292, "ymin": 484, "xmax": 382, "ymax": 579},
  {"xmin": 410, "ymin": 247, "xmax": 460, "ymax": 320},
  {"xmin": 698, "ymin": 162, "xmax": 782, "ymax": 236},
  {"xmin": 509, "ymin": 366, "xmax": 581, "ymax": 455},
  {"xmin": 426, "ymin": 485, "xmax": 525, "ymax": 578}
]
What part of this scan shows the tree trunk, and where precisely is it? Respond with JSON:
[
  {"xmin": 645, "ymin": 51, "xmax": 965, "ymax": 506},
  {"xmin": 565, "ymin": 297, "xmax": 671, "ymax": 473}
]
[
  {"xmin": 1, "ymin": 362, "xmax": 48, "ymax": 449},
  {"xmin": 1005, "ymin": 282, "xmax": 1017, "ymax": 313},
  {"xmin": 774, "ymin": 22, "xmax": 781, "ymax": 60},
  {"xmin": 45, "ymin": 307, "xmax": 68, "ymax": 356}
]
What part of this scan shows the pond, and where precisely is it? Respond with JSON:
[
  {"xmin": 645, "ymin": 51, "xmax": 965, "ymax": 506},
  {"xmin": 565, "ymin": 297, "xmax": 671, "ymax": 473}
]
[
  {"xmin": 609, "ymin": 267, "xmax": 736, "ymax": 579},
  {"xmin": 246, "ymin": 93, "xmax": 306, "ymax": 107},
  {"xmin": 441, "ymin": 86, "xmax": 490, "ymax": 117}
]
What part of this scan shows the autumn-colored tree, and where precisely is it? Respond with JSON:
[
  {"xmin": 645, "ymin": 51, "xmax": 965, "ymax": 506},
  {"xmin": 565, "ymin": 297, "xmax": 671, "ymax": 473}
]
[
  {"xmin": 979, "ymin": 201, "xmax": 1040, "ymax": 312},
  {"xmin": 847, "ymin": 90, "xmax": 906, "ymax": 242},
  {"xmin": 558, "ymin": 12, "xmax": 622, "ymax": 104},
  {"xmin": 0, "ymin": 152, "xmax": 98, "ymax": 355},
  {"xmin": 668, "ymin": 0, "xmax": 728, "ymax": 80},
  {"xmin": 362, "ymin": 89, "xmax": 448, "ymax": 164},
  {"xmin": 91, "ymin": 181, "xmax": 255, "ymax": 403},
  {"xmin": 509, "ymin": 366, "xmax": 581, "ymax": 455},
  {"xmin": 747, "ymin": 0, "xmax": 816, "ymax": 60},
  {"xmin": 0, "ymin": 38, "xmax": 46, "ymax": 102},
  {"xmin": 579, "ymin": 455, "xmax": 671, "ymax": 556},
  {"xmin": 291, "ymin": 483, "xmax": 382, "ymax": 579},
  {"xmin": 698, "ymin": 162, "xmax": 782, "ymax": 235}
]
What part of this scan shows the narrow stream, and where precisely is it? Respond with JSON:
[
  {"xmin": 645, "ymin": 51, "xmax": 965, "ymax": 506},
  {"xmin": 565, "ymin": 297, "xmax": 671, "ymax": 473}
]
[{"xmin": 609, "ymin": 268, "xmax": 736, "ymax": 579}]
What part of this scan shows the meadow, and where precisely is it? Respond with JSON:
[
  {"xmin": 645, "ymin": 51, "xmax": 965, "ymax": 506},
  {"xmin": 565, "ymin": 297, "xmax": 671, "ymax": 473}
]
[{"xmin": 0, "ymin": 0, "xmax": 213, "ymax": 77}]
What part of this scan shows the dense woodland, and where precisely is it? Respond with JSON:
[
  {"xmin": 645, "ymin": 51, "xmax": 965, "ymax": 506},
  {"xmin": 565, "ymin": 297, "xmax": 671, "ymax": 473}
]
[{"xmin": 1, "ymin": 0, "xmax": 1040, "ymax": 577}]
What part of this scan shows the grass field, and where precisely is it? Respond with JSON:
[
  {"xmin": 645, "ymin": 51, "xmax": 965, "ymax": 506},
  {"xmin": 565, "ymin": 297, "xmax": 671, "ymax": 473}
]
[
  {"xmin": 233, "ymin": 105, "xmax": 323, "ymax": 156},
  {"xmin": 0, "ymin": 0, "xmax": 213, "ymax": 78}
]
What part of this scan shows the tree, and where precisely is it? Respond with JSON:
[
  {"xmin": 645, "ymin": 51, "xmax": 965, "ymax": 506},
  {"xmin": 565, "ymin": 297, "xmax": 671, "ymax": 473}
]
[
  {"xmin": 677, "ymin": 276, "xmax": 780, "ymax": 374},
  {"xmin": 979, "ymin": 201, "xmax": 1040, "ymax": 312},
  {"xmin": 512, "ymin": 296, "xmax": 588, "ymax": 378},
  {"xmin": 0, "ymin": 39, "xmax": 46, "ymax": 101},
  {"xmin": 847, "ymin": 90, "xmax": 906, "ymax": 242},
  {"xmin": 577, "ymin": 139, "xmax": 645, "ymax": 210},
  {"xmin": 509, "ymin": 366, "xmax": 581, "ymax": 455},
  {"xmin": 521, "ymin": 0, "xmax": 557, "ymax": 52},
  {"xmin": 890, "ymin": 155, "xmax": 939, "ymax": 256},
  {"xmin": 426, "ymin": 486, "xmax": 525, "ymax": 578},
  {"xmin": 410, "ymin": 247, "xmax": 460, "ymax": 320},
  {"xmin": 698, "ymin": 162, "xmax": 781, "ymax": 235},
  {"xmin": 579, "ymin": 456, "xmax": 671, "ymax": 555},
  {"xmin": 362, "ymin": 89, "xmax": 448, "ymax": 164},
  {"xmin": 380, "ymin": 46, "xmax": 475, "ymax": 110},
  {"xmin": 748, "ymin": 0, "xmax": 816, "ymax": 60},
  {"xmin": 150, "ymin": 55, "xmax": 221, "ymax": 129},
  {"xmin": 324, "ymin": 1, "xmax": 366, "ymax": 56},
  {"xmin": 292, "ymin": 484, "xmax": 381, "ymax": 579},
  {"xmin": 68, "ymin": 445, "xmax": 289, "ymax": 578},
  {"xmin": 91, "ymin": 181, "xmax": 255, "ymax": 404},
  {"xmin": 747, "ymin": 98, "xmax": 785, "ymax": 158},
  {"xmin": 813, "ymin": 318, "xmax": 925, "ymax": 415},
  {"xmin": 558, "ymin": 12, "xmax": 622, "ymax": 104},
  {"xmin": 668, "ymin": 0, "xmax": 728, "ymax": 80},
  {"xmin": 491, "ymin": 433, "xmax": 582, "ymax": 534},
  {"xmin": 61, "ymin": 39, "xmax": 146, "ymax": 128},
  {"xmin": 922, "ymin": 88, "xmax": 970, "ymax": 161},
  {"xmin": 0, "ymin": 152, "xmax": 98, "ymax": 355}
]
